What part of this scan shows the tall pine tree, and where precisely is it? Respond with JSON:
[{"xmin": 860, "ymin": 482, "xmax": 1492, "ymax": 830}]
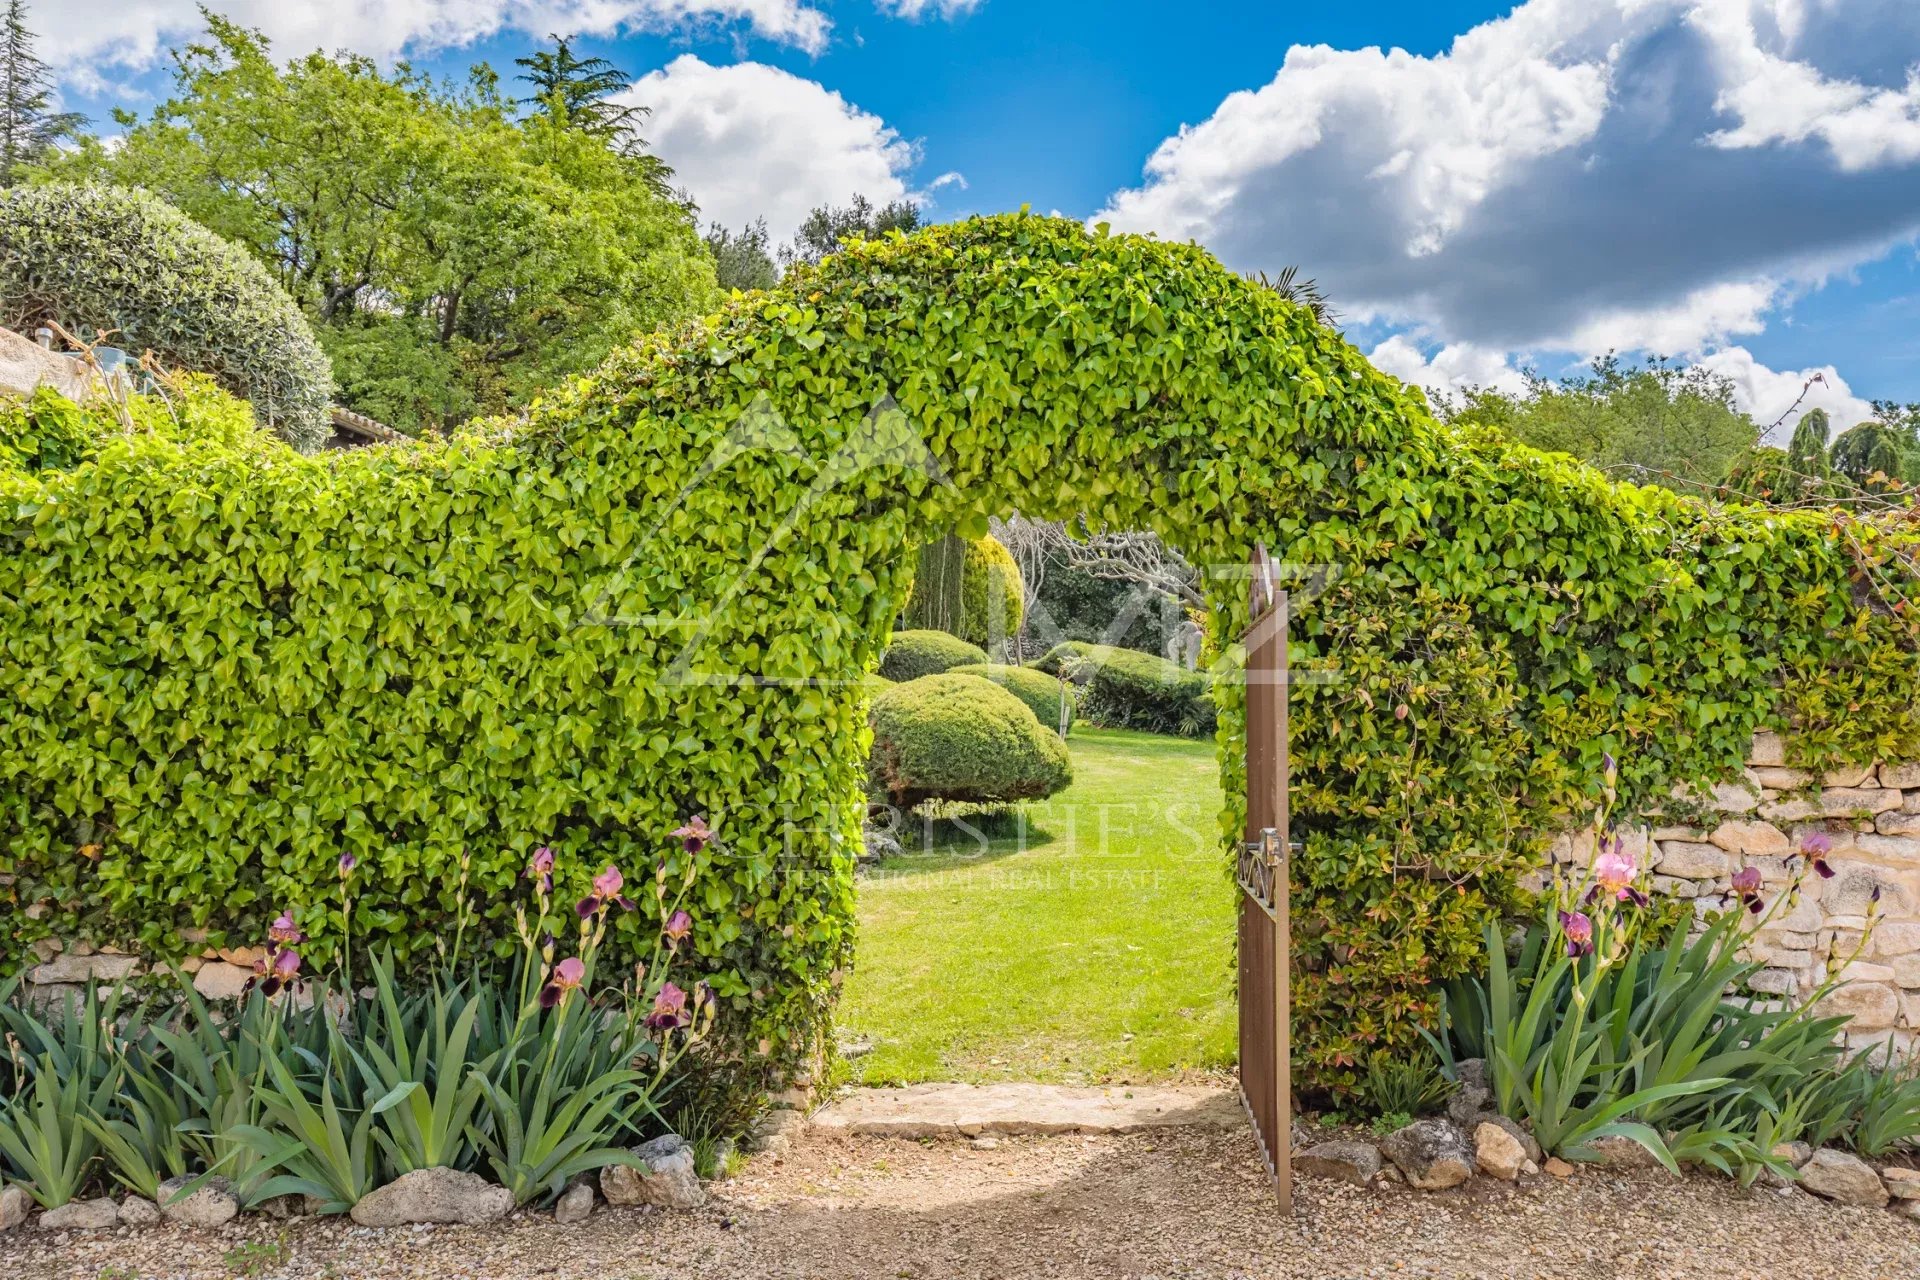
[{"xmin": 0, "ymin": 0, "xmax": 82, "ymax": 184}]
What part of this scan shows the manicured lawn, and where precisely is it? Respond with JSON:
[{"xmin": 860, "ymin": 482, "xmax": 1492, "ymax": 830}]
[{"xmin": 838, "ymin": 727, "xmax": 1234, "ymax": 1085}]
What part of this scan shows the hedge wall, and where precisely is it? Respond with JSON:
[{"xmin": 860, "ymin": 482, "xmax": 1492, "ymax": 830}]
[{"xmin": 4, "ymin": 213, "xmax": 1919, "ymax": 1087}]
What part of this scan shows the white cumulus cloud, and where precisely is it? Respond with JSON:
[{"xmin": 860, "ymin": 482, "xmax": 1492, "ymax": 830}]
[
  {"xmin": 1099, "ymin": 0, "xmax": 1920, "ymax": 363},
  {"xmin": 1695, "ymin": 346, "xmax": 1880, "ymax": 438},
  {"xmin": 625, "ymin": 56, "xmax": 918, "ymax": 239},
  {"xmin": 37, "ymin": 0, "xmax": 835, "ymax": 71}
]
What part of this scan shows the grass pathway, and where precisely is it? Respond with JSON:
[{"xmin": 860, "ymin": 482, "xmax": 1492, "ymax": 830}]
[{"xmin": 837, "ymin": 727, "xmax": 1233, "ymax": 1085}]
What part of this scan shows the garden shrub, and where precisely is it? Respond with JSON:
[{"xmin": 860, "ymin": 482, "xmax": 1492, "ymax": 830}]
[
  {"xmin": 1, "ymin": 374, "xmax": 262, "ymax": 475},
  {"xmin": 879, "ymin": 629, "xmax": 989, "ymax": 681},
  {"xmin": 1074, "ymin": 646, "xmax": 1215, "ymax": 738},
  {"xmin": 0, "ymin": 184, "xmax": 333, "ymax": 450},
  {"xmin": 902, "ymin": 533, "xmax": 1024, "ymax": 648},
  {"xmin": 866, "ymin": 674, "xmax": 1072, "ymax": 810},
  {"xmin": 1031, "ymin": 640, "xmax": 1109, "ymax": 681},
  {"xmin": 3, "ymin": 212, "xmax": 1919, "ymax": 1086},
  {"xmin": 947, "ymin": 663, "xmax": 1075, "ymax": 733}
]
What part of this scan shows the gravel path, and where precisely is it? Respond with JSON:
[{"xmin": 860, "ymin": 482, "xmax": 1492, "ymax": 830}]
[{"xmin": 2, "ymin": 1126, "xmax": 1916, "ymax": 1279}]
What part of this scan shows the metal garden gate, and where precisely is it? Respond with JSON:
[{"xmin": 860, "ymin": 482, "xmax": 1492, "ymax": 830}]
[{"xmin": 1237, "ymin": 544, "xmax": 1292, "ymax": 1214}]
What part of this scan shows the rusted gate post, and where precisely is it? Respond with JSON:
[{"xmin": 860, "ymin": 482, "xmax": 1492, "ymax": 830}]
[{"xmin": 1237, "ymin": 544, "xmax": 1292, "ymax": 1214}]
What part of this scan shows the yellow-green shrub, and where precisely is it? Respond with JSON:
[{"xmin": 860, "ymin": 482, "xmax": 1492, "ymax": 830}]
[
  {"xmin": 3, "ymin": 213, "xmax": 1917, "ymax": 1085},
  {"xmin": 902, "ymin": 533, "xmax": 1024, "ymax": 648}
]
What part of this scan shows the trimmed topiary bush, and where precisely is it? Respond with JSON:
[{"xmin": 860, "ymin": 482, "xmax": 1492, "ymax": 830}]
[
  {"xmin": 879, "ymin": 629, "xmax": 988, "ymax": 681},
  {"xmin": 902, "ymin": 533, "xmax": 1025, "ymax": 648},
  {"xmin": 948, "ymin": 663, "xmax": 1075, "ymax": 734},
  {"xmin": 0, "ymin": 184, "xmax": 333, "ymax": 450},
  {"xmin": 867, "ymin": 674, "xmax": 1072, "ymax": 810},
  {"xmin": 1071, "ymin": 646, "xmax": 1215, "ymax": 738},
  {"xmin": 1032, "ymin": 640, "xmax": 1111, "ymax": 680}
]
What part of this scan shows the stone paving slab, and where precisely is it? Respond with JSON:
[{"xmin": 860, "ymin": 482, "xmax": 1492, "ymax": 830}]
[{"xmin": 809, "ymin": 1082, "xmax": 1247, "ymax": 1138}]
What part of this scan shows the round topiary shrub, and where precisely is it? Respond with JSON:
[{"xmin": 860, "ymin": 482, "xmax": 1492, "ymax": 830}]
[
  {"xmin": 947, "ymin": 663, "xmax": 1075, "ymax": 734},
  {"xmin": 0, "ymin": 184, "xmax": 333, "ymax": 451},
  {"xmin": 867, "ymin": 673, "xmax": 1072, "ymax": 810},
  {"xmin": 879, "ymin": 629, "xmax": 988, "ymax": 682},
  {"xmin": 1069, "ymin": 646, "xmax": 1216, "ymax": 738}
]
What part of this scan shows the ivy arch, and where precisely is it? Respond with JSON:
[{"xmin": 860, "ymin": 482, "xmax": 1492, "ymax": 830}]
[{"xmin": 6, "ymin": 214, "xmax": 1917, "ymax": 1091}]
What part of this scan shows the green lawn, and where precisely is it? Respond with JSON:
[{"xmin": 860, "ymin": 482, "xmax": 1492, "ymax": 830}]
[{"xmin": 838, "ymin": 726, "xmax": 1235, "ymax": 1085}]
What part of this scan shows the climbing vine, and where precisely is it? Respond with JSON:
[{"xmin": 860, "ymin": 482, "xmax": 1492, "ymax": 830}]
[{"xmin": 3, "ymin": 214, "xmax": 1917, "ymax": 1086}]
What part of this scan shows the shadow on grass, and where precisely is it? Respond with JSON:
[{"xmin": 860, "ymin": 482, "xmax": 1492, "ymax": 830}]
[{"xmin": 866, "ymin": 805, "xmax": 1059, "ymax": 876}]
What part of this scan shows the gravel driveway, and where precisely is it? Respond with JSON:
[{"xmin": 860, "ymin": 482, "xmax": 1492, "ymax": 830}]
[{"xmin": 2, "ymin": 1125, "xmax": 1915, "ymax": 1279}]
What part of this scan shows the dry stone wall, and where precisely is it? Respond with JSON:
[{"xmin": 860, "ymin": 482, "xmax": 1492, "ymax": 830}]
[{"xmin": 1539, "ymin": 730, "xmax": 1920, "ymax": 1061}]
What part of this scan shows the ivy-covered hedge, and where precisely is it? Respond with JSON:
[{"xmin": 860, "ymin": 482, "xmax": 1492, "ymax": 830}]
[
  {"xmin": 0, "ymin": 184, "xmax": 334, "ymax": 451},
  {"xmin": 947, "ymin": 663, "xmax": 1075, "ymax": 733},
  {"xmin": 4, "ymin": 213, "xmax": 1918, "ymax": 1087}
]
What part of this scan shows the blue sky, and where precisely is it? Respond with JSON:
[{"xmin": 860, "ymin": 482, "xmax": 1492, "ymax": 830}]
[{"xmin": 44, "ymin": 0, "xmax": 1920, "ymax": 425}]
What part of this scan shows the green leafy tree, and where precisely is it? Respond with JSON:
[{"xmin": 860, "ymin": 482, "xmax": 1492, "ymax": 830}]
[
  {"xmin": 39, "ymin": 17, "xmax": 716, "ymax": 433},
  {"xmin": 1828, "ymin": 421, "xmax": 1907, "ymax": 492},
  {"xmin": 0, "ymin": 0, "xmax": 82, "ymax": 184},
  {"xmin": 779, "ymin": 194, "xmax": 922, "ymax": 269},
  {"xmin": 1439, "ymin": 355, "xmax": 1759, "ymax": 493},
  {"xmin": 1786, "ymin": 408, "xmax": 1833, "ymax": 482},
  {"xmin": 705, "ymin": 219, "xmax": 778, "ymax": 292}
]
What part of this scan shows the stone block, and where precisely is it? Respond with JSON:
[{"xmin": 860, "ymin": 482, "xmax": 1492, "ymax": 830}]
[
  {"xmin": 1761, "ymin": 797, "xmax": 1823, "ymax": 823},
  {"xmin": 1879, "ymin": 762, "xmax": 1920, "ymax": 789},
  {"xmin": 1872, "ymin": 813, "xmax": 1920, "ymax": 838},
  {"xmin": 1708, "ymin": 819, "xmax": 1788, "ymax": 855},
  {"xmin": 1750, "ymin": 731, "xmax": 1787, "ymax": 767},
  {"xmin": 1814, "ymin": 982, "xmax": 1902, "ymax": 1030},
  {"xmin": 1821, "ymin": 787, "xmax": 1902, "ymax": 817},
  {"xmin": 1753, "ymin": 767, "xmax": 1811, "ymax": 789},
  {"xmin": 1656, "ymin": 841, "xmax": 1729, "ymax": 879},
  {"xmin": 27, "ymin": 953, "xmax": 138, "ymax": 985}
]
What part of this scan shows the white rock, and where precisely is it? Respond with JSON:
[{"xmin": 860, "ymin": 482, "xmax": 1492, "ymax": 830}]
[
  {"xmin": 554, "ymin": 1181, "xmax": 595, "ymax": 1225},
  {"xmin": 1750, "ymin": 732, "xmax": 1787, "ymax": 767},
  {"xmin": 349, "ymin": 1168, "xmax": 513, "ymax": 1227},
  {"xmin": 39, "ymin": 1198, "xmax": 119, "ymax": 1230},
  {"xmin": 118, "ymin": 1197, "xmax": 161, "ymax": 1227},
  {"xmin": 1879, "ymin": 762, "xmax": 1920, "ymax": 789},
  {"xmin": 1821, "ymin": 787, "xmax": 1902, "ymax": 817},
  {"xmin": 1379, "ymin": 1119, "xmax": 1474, "ymax": 1191},
  {"xmin": 1295, "ymin": 1140, "xmax": 1381, "ymax": 1186},
  {"xmin": 0, "ymin": 1186, "xmax": 29, "ymax": 1231},
  {"xmin": 191, "ymin": 961, "xmax": 254, "ymax": 1001},
  {"xmin": 1708, "ymin": 820, "xmax": 1788, "ymax": 854},
  {"xmin": 156, "ymin": 1175, "xmax": 240, "ymax": 1228},
  {"xmin": 1657, "ymin": 842, "xmax": 1729, "ymax": 879},
  {"xmin": 1882, "ymin": 1167, "xmax": 1920, "ymax": 1201},
  {"xmin": 601, "ymin": 1135, "xmax": 706, "ymax": 1210},
  {"xmin": 26, "ymin": 953, "xmax": 138, "ymax": 985}
]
